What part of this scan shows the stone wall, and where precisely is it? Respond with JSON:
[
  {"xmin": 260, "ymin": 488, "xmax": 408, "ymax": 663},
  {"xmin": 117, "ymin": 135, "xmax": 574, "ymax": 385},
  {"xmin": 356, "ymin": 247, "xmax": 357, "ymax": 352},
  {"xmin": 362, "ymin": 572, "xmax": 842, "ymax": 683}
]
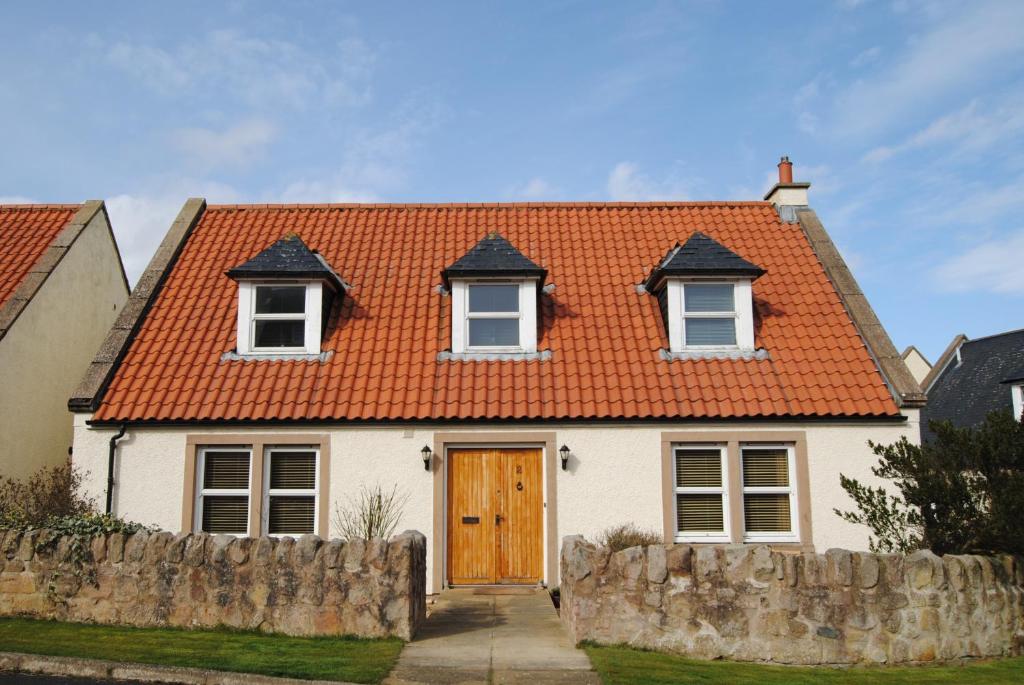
[
  {"xmin": 560, "ymin": 536, "xmax": 1024, "ymax": 665},
  {"xmin": 0, "ymin": 529, "xmax": 426, "ymax": 640}
]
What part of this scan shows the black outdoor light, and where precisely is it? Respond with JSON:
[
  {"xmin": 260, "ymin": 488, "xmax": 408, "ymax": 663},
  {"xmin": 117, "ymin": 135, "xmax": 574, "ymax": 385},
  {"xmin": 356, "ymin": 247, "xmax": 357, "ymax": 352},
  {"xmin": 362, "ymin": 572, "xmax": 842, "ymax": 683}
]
[
  {"xmin": 421, "ymin": 445, "xmax": 433, "ymax": 471},
  {"xmin": 559, "ymin": 444, "xmax": 571, "ymax": 471}
]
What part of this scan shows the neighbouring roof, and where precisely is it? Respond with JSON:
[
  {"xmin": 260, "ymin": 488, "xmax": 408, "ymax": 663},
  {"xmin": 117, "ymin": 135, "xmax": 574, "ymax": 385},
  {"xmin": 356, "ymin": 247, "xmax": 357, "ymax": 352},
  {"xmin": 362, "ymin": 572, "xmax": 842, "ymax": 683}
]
[
  {"xmin": 1003, "ymin": 365, "xmax": 1024, "ymax": 384},
  {"xmin": 922, "ymin": 328, "xmax": 1024, "ymax": 438},
  {"xmin": 0, "ymin": 204, "xmax": 80, "ymax": 309},
  {"xmin": 442, "ymin": 232, "xmax": 547, "ymax": 287},
  {"xmin": 87, "ymin": 201, "xmax": 902, "ymax": 423},
  {"xmin": 227, "ymin": 234, "xmax": 345, "ymax": 290},
  {"xmin": 644, "ymin": 231, "xmax": 765, "ymax": 290}
]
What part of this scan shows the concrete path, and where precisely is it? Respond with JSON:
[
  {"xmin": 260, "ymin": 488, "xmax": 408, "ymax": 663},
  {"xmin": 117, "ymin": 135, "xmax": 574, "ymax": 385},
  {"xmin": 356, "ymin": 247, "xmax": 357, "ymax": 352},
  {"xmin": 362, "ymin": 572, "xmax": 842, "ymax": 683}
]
[{"xmin": 385, "ymin": 588, "xmax": 599, "ymax": 685}]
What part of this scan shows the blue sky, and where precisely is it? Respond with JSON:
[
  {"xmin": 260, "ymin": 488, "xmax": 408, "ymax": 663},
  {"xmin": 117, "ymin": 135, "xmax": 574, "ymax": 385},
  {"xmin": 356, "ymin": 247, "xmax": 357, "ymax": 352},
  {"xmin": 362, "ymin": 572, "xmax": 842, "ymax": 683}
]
[{"xmin": 1, "ymin": 0, "xmax": 1022, "ymax": 361}]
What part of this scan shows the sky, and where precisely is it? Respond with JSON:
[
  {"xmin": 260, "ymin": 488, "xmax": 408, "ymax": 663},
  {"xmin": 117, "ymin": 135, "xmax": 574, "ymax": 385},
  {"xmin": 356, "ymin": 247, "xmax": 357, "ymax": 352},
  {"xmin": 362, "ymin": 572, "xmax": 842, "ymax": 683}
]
[{"xmin": 1, "ymin": 0, "xmax": 1022, "ymax": 362}]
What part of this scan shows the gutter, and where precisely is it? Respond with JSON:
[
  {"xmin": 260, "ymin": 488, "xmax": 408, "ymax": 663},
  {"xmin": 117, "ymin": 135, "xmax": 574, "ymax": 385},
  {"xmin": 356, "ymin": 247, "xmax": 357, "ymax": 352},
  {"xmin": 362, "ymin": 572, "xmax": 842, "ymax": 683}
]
[{"xmin": 106, "ymin": 424, "xmax": 127, "ymax": 515}]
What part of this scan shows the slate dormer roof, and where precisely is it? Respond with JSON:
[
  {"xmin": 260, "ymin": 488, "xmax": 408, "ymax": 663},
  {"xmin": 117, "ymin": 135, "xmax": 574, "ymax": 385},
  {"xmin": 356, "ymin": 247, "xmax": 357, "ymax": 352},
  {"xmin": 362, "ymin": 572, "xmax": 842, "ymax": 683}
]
[
  {"xmin": 442, "ymin": 232, "xmax": 546, "ymax": 288},
  {"xmin": 227, "ymin": 234, "xmax": 345, "ymax": 291},
  {"xmin": 644, "ymin": 231, "xmax": 765, "ymax": 291}
]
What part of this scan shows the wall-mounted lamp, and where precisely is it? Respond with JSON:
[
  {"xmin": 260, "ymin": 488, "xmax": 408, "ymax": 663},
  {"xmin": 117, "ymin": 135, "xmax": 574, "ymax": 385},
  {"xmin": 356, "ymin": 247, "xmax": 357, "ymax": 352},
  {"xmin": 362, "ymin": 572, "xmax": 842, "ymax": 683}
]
[
  {"xmin": 559, "ymin": 444, "xmax": 571, "ymax": 471},
  {"xmin": 421, "ymin": 445, "xmax": 433, "ymax": 471}
]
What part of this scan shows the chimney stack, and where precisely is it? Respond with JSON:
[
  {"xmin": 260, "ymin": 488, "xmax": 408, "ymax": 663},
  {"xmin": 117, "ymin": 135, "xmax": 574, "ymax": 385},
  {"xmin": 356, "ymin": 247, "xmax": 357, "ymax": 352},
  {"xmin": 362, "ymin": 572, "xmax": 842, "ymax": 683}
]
[{"xmin": 764, "ymin": 155, "xmax": 810, "ymax": 215}]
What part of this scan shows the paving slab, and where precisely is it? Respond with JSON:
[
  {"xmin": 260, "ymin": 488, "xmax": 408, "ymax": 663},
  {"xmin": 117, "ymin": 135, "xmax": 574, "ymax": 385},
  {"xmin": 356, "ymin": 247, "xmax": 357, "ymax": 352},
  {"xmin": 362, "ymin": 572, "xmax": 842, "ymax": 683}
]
[{"xmin": 385, "ymin": 588, "xmax": 598, "ymax": 685}]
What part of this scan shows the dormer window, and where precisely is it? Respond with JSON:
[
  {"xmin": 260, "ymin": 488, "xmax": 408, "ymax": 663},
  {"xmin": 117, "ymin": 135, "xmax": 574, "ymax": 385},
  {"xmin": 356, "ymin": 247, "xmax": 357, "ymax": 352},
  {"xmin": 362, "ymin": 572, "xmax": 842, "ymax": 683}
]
[
  {"xmin": 227, "ymin": 234, "xmax": 346, "ymax": 357},
  {"xmin": 645, "ymin": 232, "xmax": 764, "ymax": 355},
  {"xmin": 442, "ymin": 233, "xmax": 546, "ymax": 356}
]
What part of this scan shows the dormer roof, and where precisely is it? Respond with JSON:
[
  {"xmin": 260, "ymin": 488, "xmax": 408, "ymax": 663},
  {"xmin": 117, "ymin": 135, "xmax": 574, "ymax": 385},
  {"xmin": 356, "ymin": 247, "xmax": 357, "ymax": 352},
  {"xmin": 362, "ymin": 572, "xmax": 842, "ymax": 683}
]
[
  {"xmin": 442, "ymin": 232, "xmax": 546, "ymax": 288},
  {"xmin": 227, "ymin": 234, "xmax": 345, "ymax": 290},
  {"xmin": 645, "ymin": 231, "xmax": 765, "ymax": 291}
]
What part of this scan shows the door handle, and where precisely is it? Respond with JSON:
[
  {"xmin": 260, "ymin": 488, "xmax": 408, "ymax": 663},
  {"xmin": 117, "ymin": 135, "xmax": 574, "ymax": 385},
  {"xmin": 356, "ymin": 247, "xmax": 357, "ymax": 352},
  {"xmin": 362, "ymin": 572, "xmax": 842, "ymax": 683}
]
[{"xmin": 495, "ymin": 514, "xmax": 503, "ymax": 525}]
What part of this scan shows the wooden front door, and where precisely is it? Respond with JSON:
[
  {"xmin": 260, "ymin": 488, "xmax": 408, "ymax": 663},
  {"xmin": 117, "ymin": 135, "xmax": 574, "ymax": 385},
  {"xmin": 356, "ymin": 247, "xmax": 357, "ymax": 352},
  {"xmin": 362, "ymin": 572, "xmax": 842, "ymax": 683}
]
[{"xmin": 446, "ymin": 447, "xmax": 543, "ymax": 585}]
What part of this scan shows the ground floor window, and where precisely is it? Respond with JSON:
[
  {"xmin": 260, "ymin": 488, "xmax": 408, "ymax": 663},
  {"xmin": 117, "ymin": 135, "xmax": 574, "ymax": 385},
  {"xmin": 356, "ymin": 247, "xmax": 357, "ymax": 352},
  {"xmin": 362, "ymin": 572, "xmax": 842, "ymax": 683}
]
[
  {"xmin": 263, "ymin": 446, "xmax": 319, "ymax": 536},
  {"xmin": 741, "ymin": 444, "xmax": 798, "ymax": 542},
  {"xmin": 673, "ymin": 445, "xmax": 730, "ymax": 543},
  {"xmin": 196, "ymin": 446, "xmax": 252, "ymax": 535}
]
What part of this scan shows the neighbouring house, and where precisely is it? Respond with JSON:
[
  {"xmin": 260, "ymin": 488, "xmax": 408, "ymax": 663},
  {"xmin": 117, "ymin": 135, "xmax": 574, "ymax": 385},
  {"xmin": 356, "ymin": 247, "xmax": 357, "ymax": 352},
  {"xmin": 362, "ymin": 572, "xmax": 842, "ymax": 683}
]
[
  {"xmin": 69, "ymin": 159, "xmax": 924, "ymax": 594},
  {"xmin": 920, "ymin": 328, "xmax": 1024, "ymax": 441},
  {"xmin": 0, "ymin": 202, "xmax": 128, "ymax": 480},
  {"xmin": 900, "ymin": 346, "xmax": 932, "ymax": 385}
]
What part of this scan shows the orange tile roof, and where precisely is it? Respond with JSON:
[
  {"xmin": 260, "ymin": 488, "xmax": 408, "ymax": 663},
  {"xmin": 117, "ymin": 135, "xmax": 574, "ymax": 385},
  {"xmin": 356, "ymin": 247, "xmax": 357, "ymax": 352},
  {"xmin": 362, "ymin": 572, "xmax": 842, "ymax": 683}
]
[
  {"xmin": 0, "ymin": 205, "xmax": 79, "ymax": 309},
  {"xmin": 93, "ymin": 202, "xmax": 900, "ymax": 422}
]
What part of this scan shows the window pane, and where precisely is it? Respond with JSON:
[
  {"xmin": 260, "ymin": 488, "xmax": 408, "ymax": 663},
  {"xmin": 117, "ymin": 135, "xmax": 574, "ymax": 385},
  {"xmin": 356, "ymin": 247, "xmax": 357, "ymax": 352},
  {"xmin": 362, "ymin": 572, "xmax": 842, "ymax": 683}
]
[
  {"xmin": 743, "ymin": 448, "xmax": 790, "ymax": 487},
  {"xmin": 685, "ymin": 284, "xmax": 734, "ymax": 312},
  {"xmin": 255, "ymin": 286, "xmax": 305, "ymax": 314},
  {"xmin": 203, "ymin": 451, "xmax": 250, "ymax": 489},
  {"xmin": 468, "ymin": 284, "xmax": 518, "ymax": 313},
  {"xmin": 270, "ymin": 451, "xmax": 316, "ymax": 490},
  {"xmin": 202, "ymin": 495, "xmax": 248, "ymax": 533},
  {"xmin": 685, "ymin": 317, "xmax": 736, "ymax": 345},
  {"xmin": 677, "ymin": 494, "xmax": 724, "ymax": 532},
  {"xmin": 468, "ymin": 318, "xmax": 519, "ymax": 347},
  {"xmin": 254, "ymin": 320, "xmax": 305, "ymax": 348},
  {"xmin": 268, "ymin": 496, "xmax": 315, "ymax": 535},
  {"xmin": 675, "ymin": 449, "xmax": 722, "ymax": 488},
  {"xmin": 744, "ymin": 494, "xmax": 792, "ymax": 532}
]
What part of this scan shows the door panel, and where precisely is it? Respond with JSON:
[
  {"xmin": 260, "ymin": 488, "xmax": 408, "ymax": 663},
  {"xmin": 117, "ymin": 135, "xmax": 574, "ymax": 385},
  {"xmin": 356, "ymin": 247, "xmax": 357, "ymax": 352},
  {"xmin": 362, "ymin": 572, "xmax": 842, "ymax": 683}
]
[
  {"xmin": 447, "ymin": 449, "xmax": 495, "ymax": 584},
  {"xmin": 446, "ymin": 447, "xmax": 543, "ymax": 585},
  {"xmin": 497, "ymin": 449, "xmax": 544, "ymax": 584}
]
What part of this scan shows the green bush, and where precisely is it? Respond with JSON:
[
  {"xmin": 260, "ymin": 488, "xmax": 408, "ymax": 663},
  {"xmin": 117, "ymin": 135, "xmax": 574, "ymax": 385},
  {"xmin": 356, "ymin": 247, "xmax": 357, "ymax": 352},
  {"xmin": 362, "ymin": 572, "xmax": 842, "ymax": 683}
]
[{"xmin": 836, "ymin": 410, "xmax": 1024, "ymax": 555}]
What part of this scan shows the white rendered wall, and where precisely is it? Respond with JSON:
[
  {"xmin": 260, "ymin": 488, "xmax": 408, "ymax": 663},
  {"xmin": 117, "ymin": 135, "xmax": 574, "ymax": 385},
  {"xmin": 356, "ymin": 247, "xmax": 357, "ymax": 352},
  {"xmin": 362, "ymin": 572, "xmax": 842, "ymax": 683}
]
[
  {"xmin": 0, "ymin": 214, "xmax": 127, "ymax": 480},
  {"xmin": 73, "ymin": 412, "xmax": 919, "ymax": 593}
]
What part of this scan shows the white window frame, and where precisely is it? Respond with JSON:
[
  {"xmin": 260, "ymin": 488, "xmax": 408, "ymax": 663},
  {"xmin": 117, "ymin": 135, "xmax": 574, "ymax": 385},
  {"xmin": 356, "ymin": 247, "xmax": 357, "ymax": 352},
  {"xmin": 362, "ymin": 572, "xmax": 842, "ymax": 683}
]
[
  {"xmin": 1012, "ymin": 384, "xmax": 1023, "ymax": 422},
  {"xmin": 450, "ymin": 279, "xmax": 538, "ymax": 353},
  {"xmin": 236, "ymin": 281, "xmax": 323, "ymax": 355},
  {"xmin": 673, "ymin": 443, "xmax": 731, "ymax": 543},
  {"xmin": 194, "ymin": 446, "xmax": 252, "ymax": 537},
  {"xmin": 666, "ymin": 279, "xmax": 754, "ymax": 352},
  {"xmin": 261, "ymin": 445, "xmax": 320, "ymax": 538},
  {"xmin": 740, "ymin": 443, "xmax": 799, "ymax": 543}
]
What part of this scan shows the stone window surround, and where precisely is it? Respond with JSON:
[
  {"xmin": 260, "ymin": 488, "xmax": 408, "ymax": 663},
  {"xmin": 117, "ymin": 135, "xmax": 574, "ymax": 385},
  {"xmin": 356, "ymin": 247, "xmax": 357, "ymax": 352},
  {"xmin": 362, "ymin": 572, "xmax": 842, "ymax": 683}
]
[
  {"xmin": 183, "ymin": 434, "xmax": 331, "ymax": 538},
  {"xmin": 431, "ymin": 431, "xmax": 558, "ymax": 592},
  {"xmin": 660, "ymin": 431, "xmax": 814, "ymax": 552}
]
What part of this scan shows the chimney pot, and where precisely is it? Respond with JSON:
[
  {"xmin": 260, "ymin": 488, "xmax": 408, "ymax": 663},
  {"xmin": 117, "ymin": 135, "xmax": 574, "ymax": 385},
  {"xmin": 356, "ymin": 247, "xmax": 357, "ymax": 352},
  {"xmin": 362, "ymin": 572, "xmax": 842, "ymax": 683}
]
[{"xmin": 778, "ymin": 156, "xmax": 793, "ymax": 184}]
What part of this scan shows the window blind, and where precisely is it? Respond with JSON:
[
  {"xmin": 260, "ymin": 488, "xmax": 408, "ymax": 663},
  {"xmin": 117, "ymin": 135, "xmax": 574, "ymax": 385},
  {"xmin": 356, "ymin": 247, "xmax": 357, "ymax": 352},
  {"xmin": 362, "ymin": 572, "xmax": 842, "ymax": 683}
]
[
  {"xmin": 270, "ymin": 452, "xmax": 316, "ymax": 490},
  {"xmin": 684, "ymin": 284, "xmax": 734, "ymax": 312},
  {"xmin": 742, "ymin": 448, "xmax": 790, "ymax": 487},
  {"xmin": 675, "ymin": 449, "xmax": 722, "ymax": 487},
  {"xmin": 684, "ymin": 317, "xmax": 736, "ymax": 345},
  {"xmin": 202, "ymin": 495, "xmax": 248, "ymax": 534},
  {"xmin": 677, "ymin": 494, "xmax": 724, "ymax": 532},
  {"xmin": 203, "ymin": 452, "xmax": 250, "ymax": 489},
  {"xmin": 268, "ymin": 496, "xmax": 315, "ymax": 535},
  {"xmin": 744, "ymin": 494, "xmax": 791, "ymax": 532}
]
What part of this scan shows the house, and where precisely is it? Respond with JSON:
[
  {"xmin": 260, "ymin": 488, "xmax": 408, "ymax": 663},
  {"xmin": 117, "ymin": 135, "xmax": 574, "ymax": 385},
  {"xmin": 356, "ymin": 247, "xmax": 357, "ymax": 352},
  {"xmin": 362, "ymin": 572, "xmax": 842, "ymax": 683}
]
[
  {"xmin": 69, "ymin": 159, "xmax": 923, "ymax": 593},
  {"xmin": 0, "ymin": 202, "xmax": 128, "ymax": 480},
  {"xmin": 920, "ymin": 329, "xmax": 1024, "ymax": 441},
  {"xmin": 900, "ymin": 346, "xmax": 932, "ymax": 385}
]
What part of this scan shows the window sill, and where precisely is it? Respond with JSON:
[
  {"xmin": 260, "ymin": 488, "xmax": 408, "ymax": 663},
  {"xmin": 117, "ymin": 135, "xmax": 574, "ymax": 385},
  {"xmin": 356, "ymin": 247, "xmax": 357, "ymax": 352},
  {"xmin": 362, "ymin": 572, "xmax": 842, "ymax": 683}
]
[
  {"xmin": 221, "ymin": 350, "xmax": 333, "ymax": 362},
  {"xmin": 661, "ymin": 348, "xmax": 768, "ymax": 361},
  {"xmin": 675, "ymin": 536, "xmax": 731, "ymax": 544},
  {"xmin": 743, "ymin": 535, "xmax": 799, "ymax": 544},
  {"xmin": 439, "ymin": 350, "xmax": 552, "ymax": 362}
]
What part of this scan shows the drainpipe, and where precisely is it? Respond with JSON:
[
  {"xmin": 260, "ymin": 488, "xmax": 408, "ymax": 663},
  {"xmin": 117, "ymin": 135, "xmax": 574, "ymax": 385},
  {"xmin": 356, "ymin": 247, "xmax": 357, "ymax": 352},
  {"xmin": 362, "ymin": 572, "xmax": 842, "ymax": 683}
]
[{"xmin": 106, "ymin": 424, "xmax": 127, "ymax": 515}]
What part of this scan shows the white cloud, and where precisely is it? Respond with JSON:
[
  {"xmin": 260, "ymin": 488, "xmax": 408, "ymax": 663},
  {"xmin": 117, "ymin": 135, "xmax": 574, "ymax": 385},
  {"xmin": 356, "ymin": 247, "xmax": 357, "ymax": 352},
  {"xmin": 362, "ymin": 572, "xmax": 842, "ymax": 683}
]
[
  {"xmin": 833, "ymin": 1, "xmax": 1024, "ymax": 136},
  {"xmin": 174, "ymin": 118, "xmax": 276, "ymax": 170},
  {"xmin": 506, "ymin": 178, "xmax": 560, "ymax": 200},
  {"xmin": 105, "ymin": 30, "xmax": 375, "ymax": 109},
  {"xmin": 850, "ymin": 45, "xmax": 881, "ymax": 68},
  {"xmin": 798, "ymin": 111, "xmax": 819, "ymax": 135},
  {"xmin": 863, "ymin": 96, "xmax": 1024, "ymax": 163},
  {"xmin": 932, "ymin": 229, "xmax": 1024, "ymax": 294},
  {"xmin": 606, "ymin": 162, "xmax": 692, "ymax": 201}
]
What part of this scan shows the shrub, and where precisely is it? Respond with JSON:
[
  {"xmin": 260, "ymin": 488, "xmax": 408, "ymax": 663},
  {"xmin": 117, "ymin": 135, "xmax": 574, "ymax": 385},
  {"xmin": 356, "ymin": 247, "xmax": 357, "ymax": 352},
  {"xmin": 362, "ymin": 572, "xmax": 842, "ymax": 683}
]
[
  {"xmin": 333, "ymin": 484, "xmax": 409, "ymax": 540},
  {"xmin": 836, "ymin": 410, "xmax": 1024, "ymax": 555},
  {"xmin": 597, "ymin": 523, "xmax": 661, "ymax": 552},
  {"xmin": 0, "ymin": 459, "xmax": 93, "ymax": 530}
]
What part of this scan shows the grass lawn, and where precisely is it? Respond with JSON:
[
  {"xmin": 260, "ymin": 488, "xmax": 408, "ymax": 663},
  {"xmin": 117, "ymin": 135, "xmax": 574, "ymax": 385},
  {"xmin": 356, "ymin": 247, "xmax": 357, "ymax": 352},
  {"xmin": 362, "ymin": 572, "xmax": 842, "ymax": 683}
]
[
  {"xmin": 584, "ymin": 644, "xmax": 1024, "ymax": 685},
  {"xmin": 0, "ymin": 617, "xmax": 404, "ymax": 683}
]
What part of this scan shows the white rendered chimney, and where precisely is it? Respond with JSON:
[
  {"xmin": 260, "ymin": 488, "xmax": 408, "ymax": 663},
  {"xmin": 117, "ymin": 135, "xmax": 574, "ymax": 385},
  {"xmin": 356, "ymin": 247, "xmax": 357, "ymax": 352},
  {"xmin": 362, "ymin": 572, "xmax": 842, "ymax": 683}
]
[{"xmin": 764, "ymin": 156, "xmax": 810, "ymax": 208}]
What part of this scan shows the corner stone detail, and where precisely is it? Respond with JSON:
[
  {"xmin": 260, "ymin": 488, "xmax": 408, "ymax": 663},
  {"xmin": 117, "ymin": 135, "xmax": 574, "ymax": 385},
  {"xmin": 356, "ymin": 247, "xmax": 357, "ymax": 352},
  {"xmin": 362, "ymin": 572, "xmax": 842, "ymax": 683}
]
[
  {"xmin": 0, "ymin": 529, "xmax": 426, "ymax": 640},
  {"xmin": 559, "ymin": 536, "xmax": 1024, "ymax": 665}
]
